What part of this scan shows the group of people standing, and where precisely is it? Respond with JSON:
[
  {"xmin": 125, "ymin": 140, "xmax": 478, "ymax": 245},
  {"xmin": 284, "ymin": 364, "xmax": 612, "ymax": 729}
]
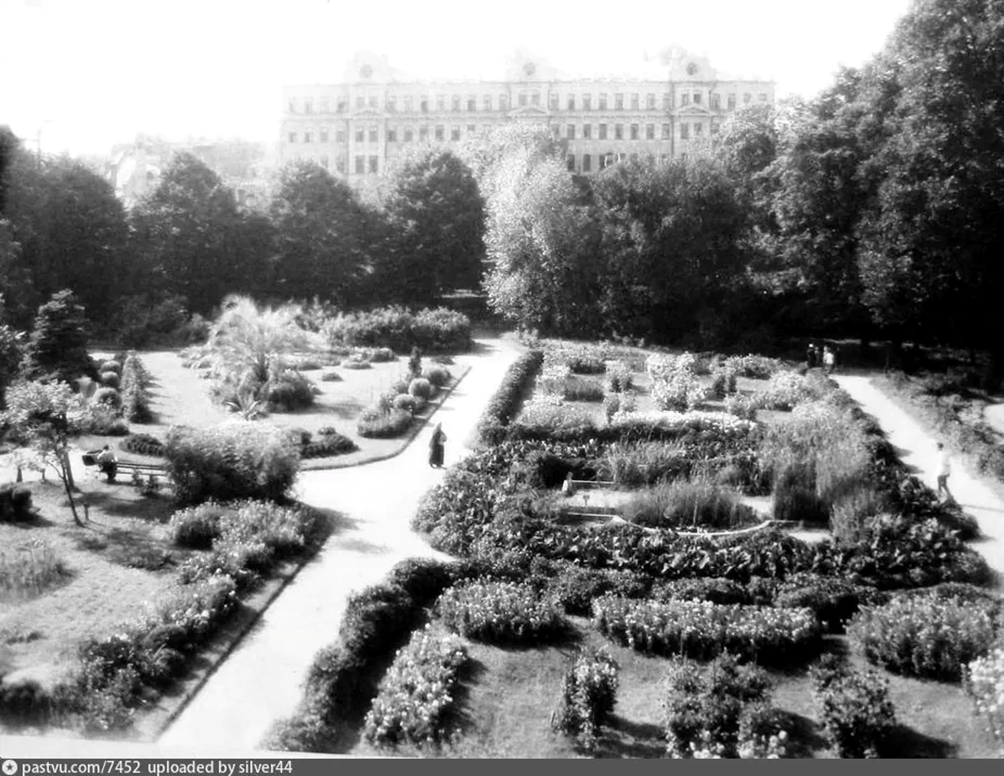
[{"xmin": 807, "ymin": 343, "xmax": 837, "ymax": 374}]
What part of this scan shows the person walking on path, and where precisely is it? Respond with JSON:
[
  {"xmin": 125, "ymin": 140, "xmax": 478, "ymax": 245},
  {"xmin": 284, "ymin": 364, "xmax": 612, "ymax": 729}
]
[
  {"xmin": 806, "ymin": 343, "xmax": 818, "ymax": 369},
  {"xmin": 822, "ymin": 346, "xmax": 836, "ymax": 375},
  {"xmin": 937, "ymin": 442, "xmax": 955, "ymax": 502},
  {"xmin": 428, "ymin": 423, "xmax": 447, "ymax": 469}
]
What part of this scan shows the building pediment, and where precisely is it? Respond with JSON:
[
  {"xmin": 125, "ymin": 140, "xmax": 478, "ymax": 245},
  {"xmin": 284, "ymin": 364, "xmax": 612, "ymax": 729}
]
[
  {"xmin": 509, "ymin": 105, "xmax": 550, "ymax": 117},
  {"xmin": 674, "ymin": 105, "xmax": 715, "ymax": 117}
]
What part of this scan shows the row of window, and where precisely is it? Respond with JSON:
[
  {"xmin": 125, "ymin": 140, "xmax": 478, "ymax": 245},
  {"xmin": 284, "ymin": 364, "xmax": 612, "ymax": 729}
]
[
  {"xmin": 288, "ymin": 119, "xmax": 720, "ymax": 145},
  {"xmin": 302, "ymin": 152, "xmax": 684, "ymax": 176},
  {"xmin": 566, "ymin": 152, "xmax": 671, "ymax": 173},
  {"xmin": 289, "ymin": 89, "xmax": 770, "ymax": 115}
]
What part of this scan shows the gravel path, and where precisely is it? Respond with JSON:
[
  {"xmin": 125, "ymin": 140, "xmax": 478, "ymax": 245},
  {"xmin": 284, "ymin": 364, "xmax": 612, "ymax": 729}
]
[
  {"xmin": 155, "ymin": 336, "xmax": 520, "ymax": 751},
  {"xmin": 834, "ymin": 375, "xmax": 1004, "ymax": 591}
]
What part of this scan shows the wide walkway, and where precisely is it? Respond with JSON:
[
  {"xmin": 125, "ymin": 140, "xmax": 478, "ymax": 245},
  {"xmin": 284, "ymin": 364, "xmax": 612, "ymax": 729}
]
[
  {"xmin": 154, "ymin": 337, "xmax": 520, "ymax": 751},
  {"xmin": 834, "ymin": 375, "xmax": 1004, "ymax": 591}
]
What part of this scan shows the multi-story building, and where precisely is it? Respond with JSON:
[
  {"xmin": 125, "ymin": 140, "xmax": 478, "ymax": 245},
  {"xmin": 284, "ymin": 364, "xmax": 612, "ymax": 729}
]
[{"xmin": 280, "ymin": 49, "xmax": 773, "ymax": 181}]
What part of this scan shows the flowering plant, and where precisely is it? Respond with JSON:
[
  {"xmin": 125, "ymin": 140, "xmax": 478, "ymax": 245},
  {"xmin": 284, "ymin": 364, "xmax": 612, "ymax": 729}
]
[
  {"xmin": 965, "ymin": 646, "xmax": 1004, "ymax": 752},
  {"xmin": 438, "ymin": 579, "xmax": 566, "ymax": 646},
  {"xmin": 551, "ymin": 647, "xmax": 620, "ymax": 752}
]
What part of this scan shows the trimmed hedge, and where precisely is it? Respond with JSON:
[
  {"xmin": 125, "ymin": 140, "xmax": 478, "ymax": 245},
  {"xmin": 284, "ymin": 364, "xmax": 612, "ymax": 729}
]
[
  {"xmin": 322, "ymin": 306, "xmax": 472, "ymax": 354},
  {"xmin": 475, "ymin": 349, "xmax": 544, "ymax": 446}
]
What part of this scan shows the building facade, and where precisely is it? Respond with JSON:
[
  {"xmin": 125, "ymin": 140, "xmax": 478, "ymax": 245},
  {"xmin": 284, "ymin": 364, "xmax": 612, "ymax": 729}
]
[{"xmin": 280, "ymin": 49, "xmax": 774, "ymax": 180}]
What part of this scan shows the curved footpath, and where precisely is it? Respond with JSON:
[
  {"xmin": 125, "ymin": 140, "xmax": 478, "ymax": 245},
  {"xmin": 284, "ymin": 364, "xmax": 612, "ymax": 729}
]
[
  {"xmin": 1, "ymin": 337, "xmax": 520, "ymax": 759},
  {"xmin": 834, "ymin": 375, "xmax": 1004, "ymax": 591}
]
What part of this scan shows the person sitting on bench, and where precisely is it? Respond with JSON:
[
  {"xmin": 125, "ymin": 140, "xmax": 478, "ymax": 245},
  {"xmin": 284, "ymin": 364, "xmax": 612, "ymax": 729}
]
[{"xmin": 96, "ymin": 445, "xmax": 118, "ymax": 482}]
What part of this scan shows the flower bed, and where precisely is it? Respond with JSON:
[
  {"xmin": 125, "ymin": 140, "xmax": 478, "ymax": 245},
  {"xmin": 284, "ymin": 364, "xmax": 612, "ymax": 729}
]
[
  {"xmin": 437, "ymin": 579, "xmax": 566, "ymax": 646},
  {"xmin": 592, "ymin": 596, "xmax": 821, "ymax": 665},
  {"xmin": 362, "ymin": 624, "xmax": 468, "ymax": 748}
]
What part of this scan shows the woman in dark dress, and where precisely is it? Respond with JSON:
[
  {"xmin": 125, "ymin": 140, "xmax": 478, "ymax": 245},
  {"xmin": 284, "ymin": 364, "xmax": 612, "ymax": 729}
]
[{"xmin": 429, "ymin": 423, "xmax": 446, "ymax": 468}]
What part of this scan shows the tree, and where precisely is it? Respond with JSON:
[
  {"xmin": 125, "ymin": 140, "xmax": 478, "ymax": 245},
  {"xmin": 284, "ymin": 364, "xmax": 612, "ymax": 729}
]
[
  {"xmin": 131, "ymin": 152, "xmax": 248, "ymax": 315},
  {"xmin": 854, "ymin": 0, "xmax": 1004, "ymax": 368},
  {"xmin": 482, "ymin": 145, "xmax": 601, "ymax": 334},
  {"xmin": 268, "ymin": 160, "xmax": 377, "ymax": 305},
  {"xmin": 3, "ymin": 150, "xmax": 130, "ymax": 326},
  {"xmin": 2, "ymin": 380, "xmax": 88, "ymax": 525},
  {"xmin": 21, "ymin": 289, "xmax": 94, "ymax": 385},
  {"xmin": 590, "ymin": 156, "xmax": 752, "ymax": 344},
  {"xmin": 379, "ymin": 149, "xmax": 486, "ymax": 302}
]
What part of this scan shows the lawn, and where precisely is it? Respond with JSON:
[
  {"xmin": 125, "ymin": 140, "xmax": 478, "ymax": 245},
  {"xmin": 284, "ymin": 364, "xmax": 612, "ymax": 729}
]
[
  {"xmin": 85, "ymin": 349, "xmax": 470, "ymax": 469},
  {"xmin": 345, "ymin": 619, "xmax": 1001, "ymax": 758},
  {"xmin": 0, "ymin": 478, "xmax": 182, "ymax": 689}
]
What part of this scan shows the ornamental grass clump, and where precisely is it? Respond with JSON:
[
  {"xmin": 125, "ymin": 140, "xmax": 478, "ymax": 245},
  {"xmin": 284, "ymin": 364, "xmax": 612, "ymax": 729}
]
[
  {"xmin": 362, "ymin": 624, "xmax": 469, "ymax": 748},
  {"xmin": 551, "ymin": 647, "xmax": 620, "ymax": 752},
  {"xmin": 846, "ymin": 592, "xmax": 999, "ymax": 681},
  {"xmin": 619, "ymin": 477, "xmax": 758, "ymax": 531},
  {"xmin": 437, "ymin": 579, "xmax": 566, "ymax": 646}
]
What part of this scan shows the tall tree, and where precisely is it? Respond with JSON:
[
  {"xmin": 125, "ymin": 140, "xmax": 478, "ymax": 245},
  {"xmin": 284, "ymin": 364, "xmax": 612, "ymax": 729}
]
[
  {"xmin": 268, "ymin": 160, "xmax": 376, "ymax": 305},
  {"xmin": 855, "ymin": 0, "xmax": 1004, "ymax": 365},
  {"xmin": 379, "ymin": 149, "xmax": 486, "ymax": 302},
  {"xmin": 131, "ymin": 152, "xmax": 247, "ymax": 315},
  {"xmin": 4, "ymin": 150, "xmax": 130, "ymax": 326}
]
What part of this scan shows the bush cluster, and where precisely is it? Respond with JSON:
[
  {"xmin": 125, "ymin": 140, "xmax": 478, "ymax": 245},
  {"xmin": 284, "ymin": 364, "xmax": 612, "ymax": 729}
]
[
  {"xmin": 261, "ymin": 559, "xmax": 460, "ymax": 753},
  {"xmin": 165, "ymin": 420, "xmax": 300, "ymax": 506},
  {"xmin": 120, "ymin": 352, "xmax": 154, "ymax": 423},
  {"xmin": 120, "ymin": 433, "xmax": 165, "ymax": 457},
  {"xmin": 437, "ymin": 579, "xmax": 566, "ymax": 646},
  {"xmin": 357, "ymin": 407, "xmax": 413, "ymax": 439},
  {"xmin": 547, "ymin": 564, "xmax": 651, "ymax": 616},
  {"xmin": 0, "ymin": 484, "xmax": 34, "ymax": 523},
  {"xmin": 662, "ymin": 654, "xmax": 787, "ymax": 759},
  {"xmin": 723, "ymin": 354, "xmax": 783, "ymax": 379},
  {"xmin": 264, "ymin": 370, "xmax": 316, "ymax": 412},
  {"xmin": 810, "ymin": 655, "xmax": 896, "ymax": 758},
  {"xmin": 846, "ymin": 592, "xmax": 999, "ymax": 681},
  {"xmin": 551, "ymin": 647, "xmax": 620, "ymax": 752},
  {"xmin": 592, "ymin": 596, "xmax": 821, "ymax": 665},
  {"xmin": 362, "ymin": 624, "xmax": 469, "ymax": 748},
  {"xmin": 322, "ymin": 306, "xmax": 472, "ymax": 353},
  {"xmin": 773, "ymin": 573, "xmax": 887, "ymax": 634},
  {"xmin": 300, "ymin": 428, "xmax": 357, "ymax": 459},
  {"xmin": 475, "ymin": 349, "xmax": 544, "ymax": 446}
]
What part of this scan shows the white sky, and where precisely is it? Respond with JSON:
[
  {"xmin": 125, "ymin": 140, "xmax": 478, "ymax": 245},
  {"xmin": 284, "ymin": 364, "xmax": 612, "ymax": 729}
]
[{"xmin": 0, "ymin": 0, "xmax": 915, "ymax": 157}]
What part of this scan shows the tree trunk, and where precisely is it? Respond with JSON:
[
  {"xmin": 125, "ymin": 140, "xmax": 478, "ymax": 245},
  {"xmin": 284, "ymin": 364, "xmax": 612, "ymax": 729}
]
[{"xmin": 59, "ymin": 454, "xmax": 83, "ymax": 526}]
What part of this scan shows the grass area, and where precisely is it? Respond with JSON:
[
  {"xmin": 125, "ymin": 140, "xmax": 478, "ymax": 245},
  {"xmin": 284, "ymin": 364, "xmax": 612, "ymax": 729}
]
[
  {"xmin": 0, "ymin": 479, "xmax": 182, "ymax": 688},
  {"xmin": 345, "ymin": 619, "xmax": 1001, "ymax": 758},
  {"xmin": 86, "ymin": 349, "xmax": 470, "ymax": 469}
]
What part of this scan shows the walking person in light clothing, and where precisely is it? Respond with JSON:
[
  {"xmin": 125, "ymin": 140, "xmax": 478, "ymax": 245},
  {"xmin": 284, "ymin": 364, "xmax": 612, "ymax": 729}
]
[{"xmin": 936, "ymin": 442, "xmax": 954, "ymax": 502}]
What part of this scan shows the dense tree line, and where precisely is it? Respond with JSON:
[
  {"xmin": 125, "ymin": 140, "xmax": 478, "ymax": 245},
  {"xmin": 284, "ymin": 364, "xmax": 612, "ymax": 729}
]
[
  {"xmin": 0, "ymin": 132, "xmax": 486, "ymax": 338},
  {"xmin": 1, "ymin": 0, "xmax": 1002, "ymax": 371}
]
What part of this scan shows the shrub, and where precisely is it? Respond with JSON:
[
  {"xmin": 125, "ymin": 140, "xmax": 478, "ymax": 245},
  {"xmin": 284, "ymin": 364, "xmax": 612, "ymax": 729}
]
[
  {"xmin": 408, "ymin": 377, "xmax": 433, "ymax": 400},
  {"xmin": 323, "ymin": 306, "xmax": 471, "ymax": 353},
  {"xmin": 709, "ymin": 366, "xmax": 739, "ymax": 399},
  {"xmin": 515, "ymin": 398, "xmax": 598, "ymax": 436},
  {"xmin": 421, "ymin": 365, "xmax": 451, "ymax": 388},
  {"xmin": 651, "ymin": 577, "xmax": 751, "ymax": 606},
  {"xmin": 437, "ymin": 579, "xmax": 566, "ymax": 646},
  {"xmin": 847, "ymin": 593, "xmax": 998, "ymax": 681},
  {"xmin": 264, "ymin": 371, "xmax": 316, "ymax": 412},
  {"xmin": 723, "ymin": 354, "xmax": 783, "ymax": 379},
  {"xmin": 605, "ymin": 361, "xmax": 633, "ymax": 393},
  {"xmin": 93, "ymin": 387, "xmax": 121, "ymax": 411},
  {"xmin": 566, "ymin": 353, "xmax": 607, "ymax": 375},
  {"xmin": 340, "ymin": 357, "xmax": 372, "ymax": 369},
  {"xmin": 810, "ymin": 655, "xmax": 896, "ymax": 758},
  {"xmin": 0, "ymin": 484, "xmax": 34, "ymax": 524},
  {"xmin": 771, "ymin": 464, "xmax": 829, "ymax": 525},
  {"xmin": 169, "ymin": 502, "xmax": 227, "ymax": 549},
  {"xmin": 551, "ymin": 647, "xmax": 620, "ymax": 752},
  {"xmin": 320, "ymin": 369, "xmax": 342, "ymax": 382},
  {"xmin": 120, "ymin": 433, "xmax": 165, "ymax": 457},
  {"xmin": 120, "ymin": 353, "xmax": 153, "ymax": 423},
  {"xmin": 964, "ymin": 646, "xmax": 1004, "ymax": 752},
  {"xmin": 79, "ymin": 406, "xmax": 130, "ymax": 436},
  {"xmin": 164, "ymin": 420, "xmax": 300, "ymax": 505},
  {"xmin": 362, "ymin": 625, "xmax": 468, "ymax": 747},
  {"xmin": 0, "ymin": 538, "xmax": 63, "ymax": 597},
  {"xmin": 301, "ymin": 431, "xmax": 357, "ymax": 459},
  {"xmin": 548, "ymin": 565, "xmax": 651, "ymax": 616},
  {"xmin": 22, "ymin": 289, "xmax": 95, "ymax": 385},
  {"xmin": 620, "ymin": 479, "xmax": 758, "ymax": 531},
  {"xmin": 602, "ymin": 391, "xmax": 637, "ymax": 423},
  {"xmin": 357, "ymin": 407, "xmax": 412, "ymax": 438},
  {"xmin": 662, "ymin": 653, "xmax": 780, "ymax": 759},
  {"xmin": 99, "ymin": 371, "xmax": 120, "ymax": 389},
  {"xmin": 758, "ymin": 371, "xmax": 820, "ymax": 410},
  {"xmin": 592, "ymin": 596, "xmax": 821, "ymax": 665},
  {"xmin": 392, "ymin": 393, "xmax": 423, "ymax": 414},
  {"xmin": 774, "ymin": 573, "xmax": 886, "ymax": 634},
  {"xmin": 100, "ymin": 360, "xmax": 122, "ymax": 375},
  {"xmin": 476, "ymin": 349, "xmax": 544, "ymax": 446}
]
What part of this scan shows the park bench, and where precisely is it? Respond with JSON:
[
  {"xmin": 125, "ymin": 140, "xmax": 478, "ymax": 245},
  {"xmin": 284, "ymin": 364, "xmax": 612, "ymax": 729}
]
[
  {"xmin": 568, "ymin": 478, "xmax": 618, "ymax": 491},
  {"xmin": 82, "ymin": 452, "xmax": 170, "ymax": 486}
]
